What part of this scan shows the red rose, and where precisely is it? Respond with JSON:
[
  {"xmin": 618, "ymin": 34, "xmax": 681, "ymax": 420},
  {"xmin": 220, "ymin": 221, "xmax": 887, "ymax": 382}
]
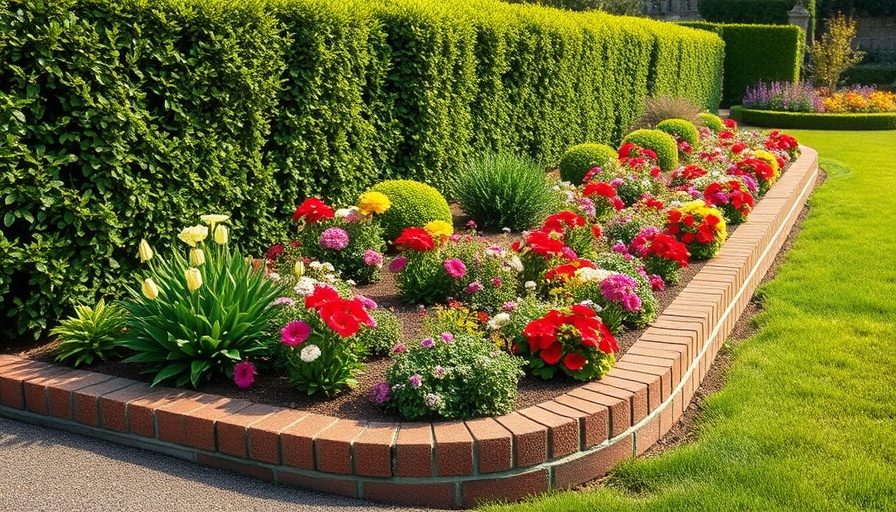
[
  {"xmin": 563, "ymin": 353, "xmax": 586, "ymax": 371},
  {"xmin": 293, "ymin": 198, "xmax": 335, "ymax": 224},
  {"xmin": 394, "ymin": 227, "xmax": 435, "ymax": 252}
]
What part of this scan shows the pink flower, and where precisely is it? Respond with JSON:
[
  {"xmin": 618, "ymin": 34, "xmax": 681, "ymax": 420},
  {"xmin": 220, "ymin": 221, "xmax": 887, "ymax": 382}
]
[
  {"xmin": 502, "ymin": 301, "xmax": 517, "ymax": 312},
  {"xmin": 491, "ymin": 277, "xmax": 503, "ymax": 288},
  {"xmin": 281, "ymin": 320, "xmax": 311, "ymax": 346},
  {"xmin": 356, "ymin": 295, "xmax": 378, "ymax": 310},
  {"xmin": 441, "ymin": 332, "xmax": 455, "ymax": 343},
  {"xmin": 370, "ymin": 382, "xmax": 390, "ymax": 404},
  {"xmin": 319, "ymin": 227, "xmax": 350, "ymax": 250},
  {"xmin": 464, "ymin": 281, "xmax": 483, "ymax": 294},
  {"xmin": 466, "ymin": 220, "xmax": 477, "ymax": 230},
  {"xmin": 392, "ymin": 343, "xmax": 407, "ymax": 354},
  {"xmin": 444, "ymin": 258, "xmax": 466, "ymax": 278},
  {"xmin": 389, "ymin": 256, "xmax": 407, "ymax": 272},
  {"xmin": 363, "ymin": 249, "xmax": 383, "ymax": 267},
  {"xmin": 233, "ymin": 361, "xmax": 256, "ymax": 389},
  {"xmin": 409, "ymin": 374, "xmax": 423, "ymax": 388},
  {"xmin": 421, "ymin": 337, "xmax": 435, "ymax": 348}
]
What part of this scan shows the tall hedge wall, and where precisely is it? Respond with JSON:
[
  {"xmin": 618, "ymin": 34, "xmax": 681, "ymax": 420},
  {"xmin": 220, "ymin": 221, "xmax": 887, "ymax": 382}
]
[
  {"xmin": 698, "ymin": 0, "xmax": 816, "ymax": 42},
  {"xmin": 681, "ymin": 22, "xmax": 803, "ymax": 106},
  {"xmin": 0, "ymin": 0, "xmax": 724, "ymax": 339}
]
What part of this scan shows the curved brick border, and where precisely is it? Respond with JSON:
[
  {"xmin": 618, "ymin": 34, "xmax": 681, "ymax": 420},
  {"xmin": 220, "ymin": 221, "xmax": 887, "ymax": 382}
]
[{"xmin": 0, "ymin": 147, "xmax": 818, "ymax": 509}]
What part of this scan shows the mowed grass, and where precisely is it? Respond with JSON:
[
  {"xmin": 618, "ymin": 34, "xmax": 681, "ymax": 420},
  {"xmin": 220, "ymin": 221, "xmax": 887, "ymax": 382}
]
[{"xmin": 480, "ymin": 130, "xmax": 896, "ymax": 511}]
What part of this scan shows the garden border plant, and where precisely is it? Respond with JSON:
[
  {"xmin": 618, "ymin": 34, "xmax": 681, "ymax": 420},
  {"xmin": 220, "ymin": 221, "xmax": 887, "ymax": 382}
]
[{"xmin": 730, "ymin": 105, "xmax": 896, "ymax": 130}]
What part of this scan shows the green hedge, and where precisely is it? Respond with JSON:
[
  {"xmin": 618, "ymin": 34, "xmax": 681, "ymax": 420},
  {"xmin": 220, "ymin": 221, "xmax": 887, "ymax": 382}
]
[
  {"xmin": 731, "ymin": 106, "xmax": 896, "ymax": 130},
  {"xmin": 844, "ymin": 65, "xmax": 896, "ymax": 86},
  {"xmin": 681, "ymin": 22, "xmax": 803, "ymax": 106},
  {"xmin": 698, "ymin": 0, "xmax": 815, "ymax": 42},
  {"xmin": 0, "ymin": 0, "xmax": 724, "ymax": 340}
]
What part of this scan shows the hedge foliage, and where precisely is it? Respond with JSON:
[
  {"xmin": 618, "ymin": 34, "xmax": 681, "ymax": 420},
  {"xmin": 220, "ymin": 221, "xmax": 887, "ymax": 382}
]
[
  {"xmin": 844, "ymin": 65, "xmax": 896, "ymax": 86},
  {"xmin": 0, "ymin": 0, "xmax": 724, "ymax": 340},
  {"xmin": 732, "ymin": 106, "xmax": 896, "ymax": 130},
  {"xmin": 698, "ymin": 0, "xmax": 816, "ymax": 42},
  {"xmin": 681, "ymin": 22, "xmax": 804, "ymax": 106}
]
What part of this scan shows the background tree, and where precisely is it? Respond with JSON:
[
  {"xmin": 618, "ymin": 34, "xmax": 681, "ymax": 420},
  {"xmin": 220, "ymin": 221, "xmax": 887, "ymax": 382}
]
[{"xmin": 809, "ymin": 13, "xmax": 865, "ymax": 90}]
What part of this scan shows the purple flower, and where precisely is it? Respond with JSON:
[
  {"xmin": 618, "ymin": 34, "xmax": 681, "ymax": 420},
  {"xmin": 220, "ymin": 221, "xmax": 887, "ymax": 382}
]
[
  {"xmin": 441, "ymin": 332, "xmax": 455, "ymax": 343},
  {"xmin": 233, "ymin": 361, "xmax": 256, "ymax": 389},
  {"xmin": 273, "ymin": 297, "xmax": 295, "ymax": 307},
  {"xmin": 319, "ymin": 227, "xmax": 350, "ymax": 250},
  {"xmin": 579, "ymin": 197, "xmax": 596, "ymax": 217},
  {"xmin": 409, "ymin": 374, "xmax": 423, "ymax": 388},
  {"xmin": 444, "ymin": 258, "xmax": 467, "ymax": 278},
  {"xmin": 389, "ymin": 256, "xmax": 407, "ymax": 272},
  {"xmin": 363, "ymin": 249, "xmax": 383, "ymax": 267},
  {"xmin": 600, "ymin": 273, "xmax": 642, "ymax": 312},
  {"xmin": 561, "ymin": 247, "xmax": 578, "ymax": 260},
  {"xmin": 502, "ymin": 301, "xmax": 517, "ymax": 312},
  {"xmin": 370, "ymin": 382, "xmax": 390, "ymax": 404},
  {"xmin": 466, "ymin": 220, "xmax": 477, "ymax": 230},
  {"xmin": 611, "ymin": 243, "xmax": 629, "ymax": 256},
  {"xmin": 649, "ymin": 273, "xmax": 665, "ymax": 292},
  {"xmin": 421, "ymin": 337, "xmax": 435, "ymax": 349},
  {"xmin": 356, "ymin": 295, "xmax": 378, "ymax": 310},
  {"xmin": 465, "ymin": 281, "xmax": 483, "ymax": 293}
]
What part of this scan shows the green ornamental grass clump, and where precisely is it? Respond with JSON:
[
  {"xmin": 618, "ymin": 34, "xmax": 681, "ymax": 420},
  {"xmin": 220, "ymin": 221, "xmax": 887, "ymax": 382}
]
[
  {"xmin": 656, "ymin": 118, "xmax": 700, "ymax": 147},
  {"xmin": 452, "ymin": 152, "xmax": 555, "ymax": 231},
  {"xmin": 558, "ymin": 143, "xmax": 619, "ymax": 185},
  {"xmin": 369, "ymin": 180, "xmax": 452, "ymax": 242},
  {"xmin": 621, "ymin": 129, "xmax": 679, "ymax": 172},
  {"xmin": 51, "ymin": 298, "xmax": 127, "ymax": 367},
  {"xmin": 698, "ymin": 112, "xmax": 725, "ymax": 132}
]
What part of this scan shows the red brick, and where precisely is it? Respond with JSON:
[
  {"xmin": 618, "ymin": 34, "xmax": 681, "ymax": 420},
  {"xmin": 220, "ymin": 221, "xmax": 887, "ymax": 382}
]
[
  {"xmin": 281, "ymin": 413, "xmax": 338, "ymax": 470},
  {"xmin": 248, "ymin": 409, "xmax": 306, "ymax": 465},
  {"xmin": 615, "ymin": 360, "xmax": 672, "ymax": 402},
  {"xmin": 364, "ymin": 481, "xmax": 457, "ymax": 509},
  {"xmin": 566, "ymin": 387, "xmax": 630, "ymax": 438},
  {"xmin": 315, "ymin": 419, "xmax": 366, "ymax": 475},
  {"xmin": 96, "ymin": 382, "xmax": 158, "ymax": 434},
  {"xmin": 552, "ymin": 394, "xmax": 609, "ymax": 447},
  {"xmin": 0, "ymin": 363, "xmax": 67, "ymax": 410},
  {"xmin": 277, "ymin": 470, "xmax": 358, "ymax": 499},
  {"xmin": 129, "ymin": 388, "xmax": 198, "ymax": 438},
  {"xmin": 635, "ymin": 413, "xmax": 661, "ymax": 455},
  {"xmin": 353, "ymin": 421, "xmax": 396, "ymax": 477},
  {"xmin": 0, "ymin": 355, "xmax": 29, "ymax": 369},
  {"xmin": 47, "ymin": 372, "xmax": 115, "ymax": 419},
  {"xmin": 182, "ymin": 397, "xmax": 253, "ymax": 451},
  {"xmin": 73, "ymin": 378, "xmax": 139, "ymax": 427},
  {"xmin": 660, "ymin": 401, "xmax": 674, "ymax": 437},
  {"xmin": 518, "ymin": 406, "xmax": 579, "ymax": 458},
  {"xmin": 465, "ymin": 417, "xmax": 512, "ymax": 474},
  {"xmin": 624, "ymin": 348, "xmax": 682, "ymax": 386},
  {"xmin": 156, "ymin": 394, "xmax": 219, "ymax": 446},
  {"xmin": 195, "ymin": 453, "xmax": 273, "ymax": 482},
  {"xmin": 216, "ymin": 404, "xmax": 279, "ymax": 458},
  {"xmin": 462, "ymin": 468, "xmax": 549, "ymax": 508},
  {"xmin": 637, "ymin": 337, "xmax": 692, "ymax": 367},
  {"xmin": 395, "ymin": 422, "xmax": 433, "ymax": 477},
  {"xmin": 584, "ymin": 380, "xmax": 647, "ymax": 425},
  {"xmin": 551, "ymin": 435, "xmax": 633, "ymax": 489},
  {"xmin": 605, "ymin": 368, "xmax": 662, "ymax": 412},
  {"xmin": 433, "ymin": 421, "xmax": 474, "ymax": 477},
  {"xmin": 494, "ymin": 412, "xmax": 547, "ymax": 468},
  {"xmin": 23, "ymin": 369, "xmax": 82, "ymax": 415}
]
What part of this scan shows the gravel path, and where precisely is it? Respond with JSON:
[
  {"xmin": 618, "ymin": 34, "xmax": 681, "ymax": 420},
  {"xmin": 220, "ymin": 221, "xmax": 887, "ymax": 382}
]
[{"xmin": 0, "ymin": 416, "xmax": 437, "ymax": 512}]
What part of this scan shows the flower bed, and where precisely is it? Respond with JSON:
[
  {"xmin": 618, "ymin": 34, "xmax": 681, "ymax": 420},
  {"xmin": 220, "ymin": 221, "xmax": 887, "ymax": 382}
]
[{"xmin": 730, "ymin": 106, "xmax": 896, "ymax": 130}]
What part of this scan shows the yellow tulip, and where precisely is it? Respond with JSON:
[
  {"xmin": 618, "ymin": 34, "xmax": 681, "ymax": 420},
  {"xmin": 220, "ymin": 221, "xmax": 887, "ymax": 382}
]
[
  {"xmin": 177, "ymin": 225, "xmax": 209, "ymax": 247},
  {"xmin": 185, "ymin": 268, "xmax": 203, "ymax": 292},
  {"xmin": 142, "ymin": 278, "xmax": 159, "ymax": 300},
  {"xmin": 137, "ymin": 239, "xmax": 153, "ymax": 263},
  {"xmin": 294, "ymin": 260, "xmax": 305, "ymax": 278},
  {"xmin": 190, "ymin": 248, "xmax": 206, "ymax": 266},
  {"xmin": 199, "ymin": 214, "xmax": 229, "ymax": 227},
  {"xmin": 214, "ymin": 224, "xmax": 228, "ymax": 245}
]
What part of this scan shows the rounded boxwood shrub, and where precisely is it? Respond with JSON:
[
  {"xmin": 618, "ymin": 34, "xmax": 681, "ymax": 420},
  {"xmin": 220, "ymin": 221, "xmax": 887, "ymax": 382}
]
[
  {"xmin": 620, "ymin": 129, "xmax": 679, "ymax": 172},
  {"xmin": 558, "ymin": 143, "xmax": 618, "ymax": 185},
  {"xmin": 656, "ymin": 118, "xmax": 700, "ymax": 146},
  {"xmin": 369, "ymin": 180, "xmax": 452, "ymax": 242},
  {"xmin": 698, "ymin": 112, "xmax": 725, "ymax": 132}
]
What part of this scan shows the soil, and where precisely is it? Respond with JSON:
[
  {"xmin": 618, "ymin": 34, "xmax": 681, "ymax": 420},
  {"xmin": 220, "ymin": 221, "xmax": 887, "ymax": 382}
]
[{"xmin": 3, "ymin": 171, "xmax": 819, "ymax": 434}]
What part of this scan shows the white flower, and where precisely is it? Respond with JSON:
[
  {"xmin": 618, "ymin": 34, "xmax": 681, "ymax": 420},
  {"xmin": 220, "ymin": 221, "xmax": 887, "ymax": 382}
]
[
  {"xmin": 502, "ymin": 227, "xmax": 511, "ymax": 234},
  {"xmin": 345, "ymin": 279, "xmax": 356, "ymax": 286},
  {"xmin": 576, "ymin": 267, "xmax": 613, "ymax": 283},
  {"xmin": 268, "ymin": 272, "xmax": 281, "ymax": 282},
  {"xmin": 504, "ymin": 255, "xmax": 523, "ymax": 272},
  {"xmin": 524, "ymin": 280, "xmax": 537, "ymax": 291},
  {"xmin": 177, "ymin": 225, "xmax": 208, "ymax": 247},
  {"xmin": 300, "ymin": 344, "xmax": 321, "ymax": 363},
  {"xmin": 487, "ymin": 312, "xmax": 511, "ymax": 330},
  {"xmin": 309, "ymin": 261, "xmax": 324, "ymax": 271},
  {"xmin": 200, "ymin": 214, "xmax": 229, "ymax": 226},
  {"xmin": 293, "ymin": 276, "xmax": 318, "ymax": 296},
  {"xmin": 335, "ymin": 206, "xmax": 362, "ymax": 223}
]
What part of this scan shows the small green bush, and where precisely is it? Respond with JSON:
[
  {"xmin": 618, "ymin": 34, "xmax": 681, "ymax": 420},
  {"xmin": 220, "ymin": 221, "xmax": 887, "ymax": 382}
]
[
  {"xmin": 356, "ymin": 308, "xmax": 402, "ymax": 355},
  {"xmin": 621, "ymin": 129, "xmax": 679, "ymax": 172},
  {"xmin": 51, "ymin": 298, "xmax": 127, "ymax": 367},
  {"xmin": 698, "ymin": 112, "xmax": 725, "ymax": 131},
  {"xmin": 452, "ymin": 152, "xmax": 555, "ymax": 231},
  {"xmin": 369, "ymin": 180, "xmax": 452, "ymax": 242},
  {"xmin": 379, "ymin": 333, "xmax": 526, "ymax": 420},
  {"xmin": 559, "ymin": 143, "xmax": 619, "ymax": 185},
  {"xmin": 656, "ymin": 118, "xmax": 700, "ymax": 147}
]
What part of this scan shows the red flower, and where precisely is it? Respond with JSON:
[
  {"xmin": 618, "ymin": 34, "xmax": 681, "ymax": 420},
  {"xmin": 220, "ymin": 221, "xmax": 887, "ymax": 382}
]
[
  {"xmin": 598, "ymin": 323, "xmax": 618, "ymax": 354},
  {"xmin": 563, "ymin": 353, "xmax": 586, "ymax": 371},
  {"xmin": 682, "ymin": 214, "xmax": 696, "ymax": 227},
  {"xmin": 523, "ymin": 230, "xmax": 566, "ymax": 257},
  {"xmin": 319, "ymin": 297, "xmax": 376, "ymax": 338},
  {"xmin": 293, "ymin": 198, "xmax": 335, "ymax": 223},
  {"xmin": 265, "ymin": 244, "xmax": 285, "ymax": 261},
  {"xmin": 545, "ymin": 259, "xmax": 595, "ymax": 282},
  {"xmin": 682, "ymin": 232, "xmax": 694, "ymax": 244},
  {"xmin": 696, "ymin": 223, "xmax": 715, "ymax": 244},
  {"xmin": 723, "ymin": 118, "xmax": 738, "ymax": 129},
  {"xmin": 591, "ymin": 224, "xmax": 603, "ymax": 240},
  {"xmin": 668, "ymin": 209, "xmax": 682, "ymax": 224},
  {"xmin": 618, "ymin": 142, "xmax": 638, "ymax": 159},
  {"xmin": 477, "ymin": 311, "xmax": 490, "ymax": 323},
  {"xmin": 543, "ymin": 211, "xmax": 585, "ymax": 234},
  {"xmin": 540, "ymin": 342, "xmax": 563, "ymax": 365},
  {"xmin": 305, "ymin": 285, "xmax": 341, "ymax": 309},
  {"xmin": 705, "ymin": 214, "xmax": 721, "ymax": 227},
  {"xmin": 523, "ymin": 318, "xmax": 557, "ymax": 353},
  {"xmin": 582, "ymin": 181, "xmax": 617, "ymax": 199},
  {"xmin": 394, "ymin": 227, "xmax": 435, "ymax": 252},
  {"xmin": 731, "ymin": 141, "xmax": 747, "ymax": 154}
]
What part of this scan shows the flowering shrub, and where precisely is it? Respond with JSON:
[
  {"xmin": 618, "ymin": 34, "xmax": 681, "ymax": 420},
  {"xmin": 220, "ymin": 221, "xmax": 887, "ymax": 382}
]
[
  {"xmin": 514, "ymin": 304, "xmax": 617, "ymax": 381},
  {"xmin": 376, "ymin": 333, "xmax": 525, "ymax": 419},
  {"xmin": 666, "ymin": 201, "xmax": 727, "ymax": 260},
  {"xmin": 119, "ymin": 216, "xmax": 287, "ymax": 388},
  {"xmin": 355, "ymin": 308, "xmax": 402, "ymax": 355},
  {"xmin": 701, "ymin": 180, "xmax": 754, "ymax": 224},
  {"xmin": 629, "ymin": 227, "xmax": 690, "ymax": 285},
  {"xmin": 743, "ymin": 80, "xmax": 896, "ymax": 114}
]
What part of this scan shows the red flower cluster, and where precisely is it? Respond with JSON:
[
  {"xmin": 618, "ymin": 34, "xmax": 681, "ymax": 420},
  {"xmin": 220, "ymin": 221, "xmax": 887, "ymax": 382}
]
[
  {"xmin": 631, "ymin": 231, "xmax": 689, "ymax": 267},
  {"xmin": 304, "ymin": 285, "xmax": 375, "ymax": 337},
  {"xmin": 511, "ymin": 229, "xmax": 566, "ymax": 258},
  {"xmin": 670, "ymin": 164, "xmax": 708, "ymax": 188},
  {"xmin": 293, "ymin": 198, "xmax": 335, "ymax": 223},
  {"xmin": 543, "ymin": 211, "xmax": 585, "ymax": 234},
  {"xmin": 704, "ymin": 180, "xmax": 754, "ymax": 222},
  {"xmin": 618, "ymin": 142, "xmax": 657, "ymax": 161},
  {"xmin": 732, "ymin": 157, "xmax": 775, "ymax": 187},
  {"xmin": 394, "ymin": 227, "xmax": 435, "ymax": 252},
  {"xmin": 582, "ymin": 181, "xmax": 624, "ymax": 211},
  {"xmin": 667, "ymin": 209, "xmax": 722, "ymax": 245},
  {"xmin": 522, "ymin": 305, "xmax": 617, "ymax": 370}
]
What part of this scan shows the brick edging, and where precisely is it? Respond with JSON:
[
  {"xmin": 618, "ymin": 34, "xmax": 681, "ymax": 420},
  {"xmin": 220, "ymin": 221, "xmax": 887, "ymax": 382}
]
[{"xmin": 0, "ymin": 147, "xmax": 819, "ymax": 509}]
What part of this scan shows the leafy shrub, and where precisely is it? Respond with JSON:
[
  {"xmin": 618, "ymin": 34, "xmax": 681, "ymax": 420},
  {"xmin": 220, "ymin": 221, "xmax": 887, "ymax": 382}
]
[
  {"xmin": 733, "ymin": 106, "xmax": 896, "ymax": 130},
  {"xmin": 559, "ymin": 143, "xmax": 619, "ymax": 185},
  {"xmin": 656, "ymin": 118, "xmax": 700, "ymax": 147},
  {"xmin": 621, "ymin": 129, "xmax": 679, "ymax": 172},
  {"xmin": 369, "ymin": 180, "xmax": 452, "ymax": 242},
  {"xmin": 356, "ymin": 308, "xmax": 402, "ymax": 355},
  {"xmin": 119, "ymin": 217, "xmax": 287, "ymax": 388},
  {"xmin": 844, "ymin": 64, "xmax": 896, "ymax": 86},
  {"xmin": 51, "ymin": 299, "xmax": 127, "ymax": 367},
  {"xmin": 376, "ymin": 333, "xmax": 525, "ymax": 419},
  {"xmin": 697, "ymin": 0, "xmax": 816, "ymax": 42},
  {"xmin": 698, "ymin": 112, "xmax": 725, "ymax": 131},
  {"xmin": 632, "ymin": 96, "xmax": 703, "ymax": 130},
  {"xmin": 810, "ymin": 14, "xmax": 866, "ymax": 90},
  {"xmin": 452, "ymin": 152, "xmax": 555, "ymax": 231}
]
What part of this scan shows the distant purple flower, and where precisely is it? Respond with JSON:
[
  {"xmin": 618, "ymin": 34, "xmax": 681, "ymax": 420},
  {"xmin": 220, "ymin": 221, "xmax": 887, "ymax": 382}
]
[
  {"xmin": 466, "ymin": 220, "xmax": 477, "ymax": 230},
  {"xmin": 409, "ymin": 374, "xmax": 423, "ymax": 388},
  {"xmin": 389, "ymin": 256, "xmax": 407, "ymax": 272},
  {"xmin": 370, "ymin": 382, "xmax": 390, "ymax": 404},
  {"xmin": 273, "ymin": 297, "xmax": 295, "ymax": 307},
  {"xmin": 611, "ymin": 243, "xmax": 629, "ymax": 256},
  {"xmin": 444, "ymin": 258, "xmax": 467, "ymax": 278},
  {"xmin": 441, "ymin": 332, "xmax": 455, "ymax": 344},
  {"xmin": 600, "ymin": 273, "xmax": 642, "ymax": 312},
  {"xmin": 502, "ymin": 301, "xmax": 517, "ymax": 312},
  {"xmin": 579, "ymin": 197, "xmax": 596, "ymax": 217},
  {"xmin": 449, "ymin": 234, "xmax": 461, "ymax": 242},
  {"xmin": 319, "ymin": 227, "xmax": 349, "ymax": 250},
  {"xmin": 357, "ymin": 295, "xmax": 378, "ymax": 310},
  {"xmin": 421, "ymin": 337, "xmax": 435, "ymax": 349},
  {"xmin": 363, "ymin": 249, "xmax": 383, "ymax": 267},
  {"xmin": 465, "ymin": 281, "xmax": 483, "ymax": 294}
]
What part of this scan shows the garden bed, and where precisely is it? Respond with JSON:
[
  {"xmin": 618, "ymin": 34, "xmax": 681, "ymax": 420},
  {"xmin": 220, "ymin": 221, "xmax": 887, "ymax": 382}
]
[
  {"xmin": 0, "ymin": 147, "xmax": 819, "ymax": 509},
  {"xmin": 730, "ymin": 105, "xmax": 896, "ymax": 130}
]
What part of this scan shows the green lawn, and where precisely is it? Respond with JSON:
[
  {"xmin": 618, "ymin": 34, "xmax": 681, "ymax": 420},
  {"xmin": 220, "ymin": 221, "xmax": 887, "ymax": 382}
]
[{"xmin": 481, "ymin": 130, "xmax": 896, "ymax": 511}]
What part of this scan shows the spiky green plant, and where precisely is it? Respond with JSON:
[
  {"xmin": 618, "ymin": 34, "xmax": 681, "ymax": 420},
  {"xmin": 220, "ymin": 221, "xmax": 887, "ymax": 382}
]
[{"xmin": 51, "ymin": 298, "xmax": 127, "ymax": 367}]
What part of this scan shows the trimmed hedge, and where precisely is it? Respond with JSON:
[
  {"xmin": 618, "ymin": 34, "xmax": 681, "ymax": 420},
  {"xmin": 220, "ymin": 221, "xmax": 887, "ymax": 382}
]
[
  {"xmin": 698, "ymin": 0, "xmax": 815, "ymax": 42},
  {"xmin": 681, "ymin": 22, "xmax": 804, "ymax": 106},
  {"xmin": 0, "ymin": 0, "xmax": 724, "ymax": 340},
  {"xmin": 844, "ymin": 65, "xmax": 896, "ymax": 86},
  {"xmin": 731, "ymin": 106, "xmax": 896, "ymax": 130}
]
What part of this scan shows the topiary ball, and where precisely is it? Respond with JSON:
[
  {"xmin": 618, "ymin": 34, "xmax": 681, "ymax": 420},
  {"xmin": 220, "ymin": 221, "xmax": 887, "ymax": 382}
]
[
  {"xmin": 621, "ymin": 129, "xmax": 679, "ymax": 173},
  {"xmin": 698, "ymin": 112, "xmax": 724, "ymax": 132},
  {"xmin": 369, "ymin": 179, "xmax": 452, "ymax": 242},
  {"xmin": 656, "ymin": 118, "xmax": 700, "ymax": 147},
  {"xmin": 558, "ymin": 143, "xmax": 618, "ymax": 185}
]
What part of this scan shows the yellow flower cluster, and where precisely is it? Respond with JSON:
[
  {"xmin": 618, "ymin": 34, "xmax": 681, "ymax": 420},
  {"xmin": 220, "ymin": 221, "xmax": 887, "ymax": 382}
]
[
  {"xmin": 680, "ymin": 200, "xmax": 727, "ymax": 242},
  {"xmin": 424, "ymin": 219, "xmax": 454, "ymax": 239},
  {"xmin": 357, "ymin": 191, "xmax": 392, "ymax": 216},
  {"xmin": 752, "ymin": 150, "xmax": 781, "ymax": 180},
  {"xmin": 822, "ymin": 90, "xmax": 896, "ymax": 113}
]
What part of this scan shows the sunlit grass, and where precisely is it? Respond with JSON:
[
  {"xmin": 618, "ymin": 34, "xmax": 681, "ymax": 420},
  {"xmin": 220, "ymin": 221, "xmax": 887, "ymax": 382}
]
[{"xmin": 480, "ymin": 130, "xmax": 896, "ymax": 511}]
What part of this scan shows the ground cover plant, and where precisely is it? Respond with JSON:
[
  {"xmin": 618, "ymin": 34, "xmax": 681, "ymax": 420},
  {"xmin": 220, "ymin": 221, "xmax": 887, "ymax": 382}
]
[{"xmin": 478, "ymin": 129, "xmax": 896, "ymax": 510}]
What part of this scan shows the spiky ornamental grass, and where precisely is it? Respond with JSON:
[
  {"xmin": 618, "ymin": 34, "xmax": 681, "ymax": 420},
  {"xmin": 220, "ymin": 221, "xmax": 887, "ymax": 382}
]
[{"xmin": 51, "ymin": 298, "xmax": 127, "ymax": 367}]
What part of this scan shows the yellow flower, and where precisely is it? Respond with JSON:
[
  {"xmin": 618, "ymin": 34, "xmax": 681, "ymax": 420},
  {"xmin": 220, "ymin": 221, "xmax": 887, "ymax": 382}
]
[
  {"xmin": 200, "ymin": 214, "xmax": 229, "ymax": 227},
  {"xmin": 214, "ymin": 224, "xmax": 228, "ymax": 245},
  {"xmin": 190, "ymin": 248, "xmax": 206, "ymax": 266},
  {"xmin": 357, "ymin": 191, "xmax": 392, "ymax": 216},
  {"xmin": 294, "ymin": 260, "xmax": 305, "ymax": 278},
  {"xmin": 177, "ymin": 225, "xmax": 209, "ymax": 247},
  {"xmin": 185, "ymin": 267, "xmax": 203, "ymax": 292},
  {"xmin": 752, "ymin": 150, "xmax": 780, "ymax": 179},
  {"xmin": 141, "ymin": 278, "xmax": 159, "ymax": 300},
  {"xmin": 424, "ymin": 220, "xmax": 453, "ymax": 239},
  {"xmin": 137, "ymin": 239, "xmax": 153, "ymax": 263}
]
